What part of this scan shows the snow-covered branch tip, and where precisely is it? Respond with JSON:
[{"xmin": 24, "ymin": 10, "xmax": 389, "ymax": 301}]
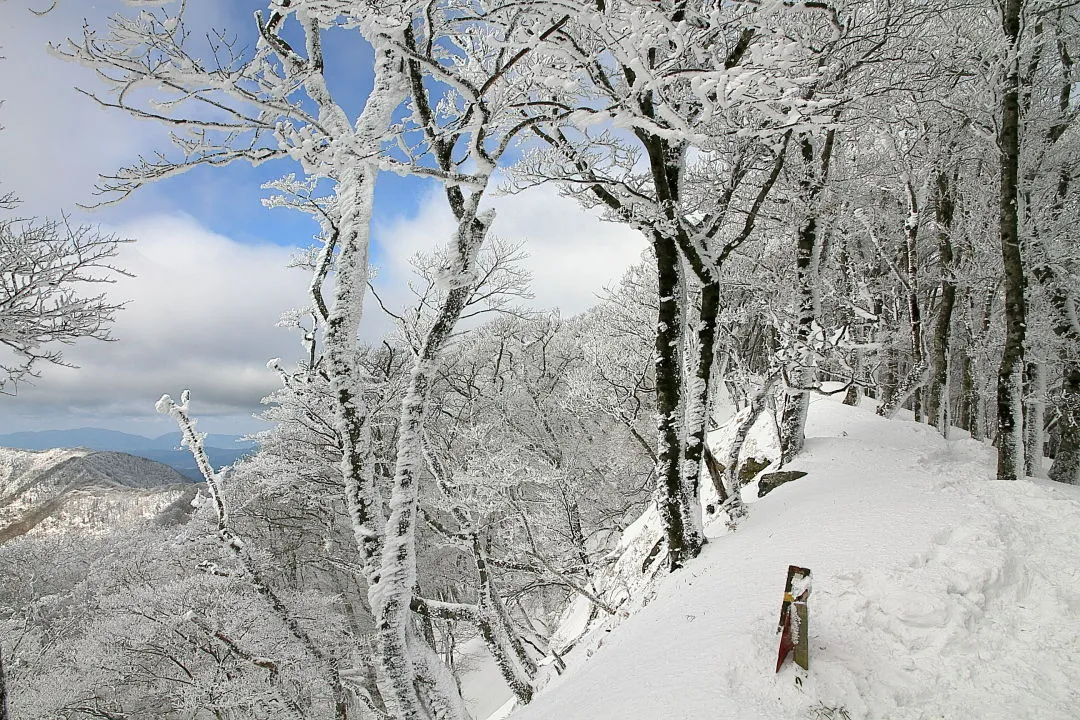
[{"xmin": 156, "ymin": 390, "xmax": 232, "ymax": 542}]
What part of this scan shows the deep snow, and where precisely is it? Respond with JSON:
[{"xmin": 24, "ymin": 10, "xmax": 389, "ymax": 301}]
[{"xmin": 494, "ymin": 394, "xmax": 1080, "ymax": 720}]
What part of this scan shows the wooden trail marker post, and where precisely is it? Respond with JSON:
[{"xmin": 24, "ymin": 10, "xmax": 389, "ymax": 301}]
[{"xmin": 775, "ymin": 565, "xmax": 811, "ymax": 673}]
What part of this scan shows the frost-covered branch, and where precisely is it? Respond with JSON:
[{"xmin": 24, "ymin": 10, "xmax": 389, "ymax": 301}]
[{"xmin": 0, "ymin": 216, "xmax": 129, "ymax": 393}]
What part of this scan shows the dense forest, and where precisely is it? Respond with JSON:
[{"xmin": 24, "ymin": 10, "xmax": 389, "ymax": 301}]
[{"xmin": 0, "ymin": 0, "xmax": 1077, "ymax": 718}]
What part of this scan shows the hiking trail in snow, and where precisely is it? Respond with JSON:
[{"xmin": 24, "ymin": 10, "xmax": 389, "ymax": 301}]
[{"xmin": 494, "ymin": 396, "xmax": 1080, "ymax": 720}]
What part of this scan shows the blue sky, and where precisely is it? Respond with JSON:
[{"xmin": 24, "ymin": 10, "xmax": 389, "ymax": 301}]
[{"xmin": 0, "ymin": 0, "xmax": 646, "ymax": 437}]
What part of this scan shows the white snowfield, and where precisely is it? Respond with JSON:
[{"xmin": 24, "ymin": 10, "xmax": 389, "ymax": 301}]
[{"xmin": 503, "ymin": 396, "xmax": 1080, "ymax": 720}]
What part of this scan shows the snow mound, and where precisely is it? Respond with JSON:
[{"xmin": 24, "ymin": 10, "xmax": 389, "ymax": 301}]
[{"xmin": 507, "ymin": 395, "xmax": 1080, "ymax": 720}]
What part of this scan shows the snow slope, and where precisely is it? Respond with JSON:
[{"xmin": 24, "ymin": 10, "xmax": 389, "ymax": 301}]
[{"xmin": 505, "ymin": 395, "xmax": 1080, "ymax": 720}]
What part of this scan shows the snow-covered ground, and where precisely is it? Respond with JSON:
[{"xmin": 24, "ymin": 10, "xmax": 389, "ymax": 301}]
[{"xmin": 497, "ymin": 394, "xmax": 1080, "ymax": 720}]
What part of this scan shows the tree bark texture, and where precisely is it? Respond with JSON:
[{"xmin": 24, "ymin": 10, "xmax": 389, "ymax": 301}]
[
  {"xmin": 653, "ymin": 230, "xmax": 695, "ymax": 570},
  {"xmin": 926, "ymin": 170, "xmax": 957, "ymax": 435},
  {"xmin": 781, "ymin": 132, "xmax": 834, "ymax": 463},
  {"xmin": 1049, "ymin": 361, "xmax": 1080, "ymax": 484},
  {"xmin": 1024, "ymin": 362, "xmax": 1047, "ymax": 476},
  {"xmin": 902, "ymin": 180, "xmax": 925, "ymax": 422},
  {"xmin": 639, "ymin": 130, "xmax": 708, "ymax": 560},
  {"xmin": 996, "ymin": 0, "xmax": 1028, "ymax": 482}
]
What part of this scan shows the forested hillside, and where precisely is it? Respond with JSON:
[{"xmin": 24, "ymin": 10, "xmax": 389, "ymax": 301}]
[
  {"xmin": 0, "ymin": 448, "xmax": 195, "ymax": 541},
  {"xmin": 0, "ymin": 1, "xmax": 1077, "ymax": 719}
]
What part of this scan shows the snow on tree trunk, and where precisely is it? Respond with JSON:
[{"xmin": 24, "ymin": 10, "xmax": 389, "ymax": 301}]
[
  {"xmin": 369, "ymin": 198, "xmax": 488, "ymax": 720},
  {"xmin": 1040, "ymin": 31, "xmax": 1079, "ymax": 486},
  {"xmin": 321, "ymin": 44, "xmax": 408, "ymax": 579},
  {"xmin": 1049, "ymin": 361, "xmax": 1080, "ymax": 485},
  {"xmin": 902, "ymin": 180, "xmax": 925, "ymax": 423},
  {"xmin": 926, "ymin": 170, "xmax": 957, "ymax": 436},
  {"xmin": 781, "ymin": 132, "xmax": 833, "ymax": 464},
  {"xmin": 652, "ymin": 230, "xmax": 696, "ymax": 571},
  {"xmin": 677, "ymin": 281, "xmax": 717, "ymax": 553},
  {"xmin": 1024, "ymin": 362, "xmax": 1047, "ymax": 477},
  {"xmin": 327, "ymin": 161, "xmax": 387, "ymax": 578},
  {"xmin": 996, "ymin": 0, "xmax": 1028, "ymax": 482}
]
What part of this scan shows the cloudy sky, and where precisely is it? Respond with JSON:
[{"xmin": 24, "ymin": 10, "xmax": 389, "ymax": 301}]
[{"xmin": 0, "ymin": 1, "xmax": 646, "ymax": 436}]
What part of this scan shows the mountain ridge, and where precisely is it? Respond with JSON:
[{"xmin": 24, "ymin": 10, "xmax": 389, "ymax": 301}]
[
  {"xmin": 0, "ymin": 428, "xmax": 256, "ymax": 480},
  {"xmin": 0, "ymin": 447, "xmax": 197, "ymax": 543},
  {"xmin": 0, "ymin": 427, "xmax": 255, "ymax": 451}
]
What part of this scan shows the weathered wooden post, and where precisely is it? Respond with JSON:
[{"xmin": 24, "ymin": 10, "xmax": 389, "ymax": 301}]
[{"xmin": 775, "ymin": 565, "xmax": 812, "ymax": 673}]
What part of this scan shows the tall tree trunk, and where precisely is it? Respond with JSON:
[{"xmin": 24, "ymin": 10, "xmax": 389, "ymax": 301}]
[
  {"xmin": 781, "ymin": 131, "xmax": 835, "ymax": 463},
  {"xmin": 371, "ymin": 197, "xmax": 486, "ymax": 720},
  {"xmin": 1039, "ymin": 260, "xmax": 1080, "ymax": 484},
  {"xmin": 1041, "ymin": 45, "xmax": 1078, "ymax": 483},
  {"xmin": 677, "ymin": 279, "xmax": 716, "ymax": 551},
  {"xmin": 1050, "ymin": 361, "xmax": 1080, "ymax": 484},
  {"xmin": 996, "ymin": 0, "xmax": 1027, "ymax": 481},
  {"xmin": 902, "ymin": 181, "xmax": 926, "ymax": 422},
  {"xmin": 374, "ymin": 287, "xmax": 474, "ymax": 720},
  {"xmin": 926, "ymin": 170, "xmax": 958, "ymax": 435},
  {"xmin": 967, "ymin": 285, "xmax": 998, "ymax": 440},
  {"xmin": 645, "ymin": 131, "xmax": 710, "ymax": 561},
  {"xmin": 958, "ymin": 350, "xmax": 973, "ymax": 433},
  {"xmin": 653, "ymin": 230, "xmax": 694, "ymax": 570},
  {"xmin": 1024, "ymin": 361, "xmax": 1047, "ymax": 476}
]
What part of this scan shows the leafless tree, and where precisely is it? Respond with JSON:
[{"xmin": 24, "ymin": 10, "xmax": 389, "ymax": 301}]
[{"xmin": 0, "ymin": 211, "xmax": 129, "ymax": 393}]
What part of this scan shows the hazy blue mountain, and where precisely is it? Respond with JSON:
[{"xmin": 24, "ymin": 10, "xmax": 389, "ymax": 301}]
[
  {"xmin": 0, "ymin": 428, "xmax": 161, "ymax": 452},
  {"xmin": 149, "ymin": 431, "xmax": 257, "ymax": 451},
  {"xmin": 0, "ymin": 428, "xmax": 256, "ymax": 480}
]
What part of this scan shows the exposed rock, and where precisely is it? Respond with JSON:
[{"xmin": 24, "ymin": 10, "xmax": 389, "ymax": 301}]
[
  {"xmin": 738, "ymin": 457, "xmax": 771, "ymax": 486},
  {"xmin": 641, "ymin": 537, "xmax": 665, "ymax": 574},
  {"xmin": 757, "ymin": 470, "xmax": 808, "ymax": 498}
]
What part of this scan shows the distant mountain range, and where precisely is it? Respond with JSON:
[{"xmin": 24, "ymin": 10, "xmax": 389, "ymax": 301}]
[
  {"xmin": 0, "ymin": 447, "xmax": 198, "ymax": 543},
  {"xmin": 0, "ymin": 428, "xmax": 257, "ymax": 481}
]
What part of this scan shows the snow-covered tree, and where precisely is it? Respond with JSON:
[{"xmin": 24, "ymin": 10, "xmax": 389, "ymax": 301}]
[{"xmin": 0, "ymin": 211, "xmax": 128, "ymax": 393}]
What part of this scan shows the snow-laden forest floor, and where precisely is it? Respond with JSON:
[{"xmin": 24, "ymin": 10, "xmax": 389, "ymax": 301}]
[{"xmin": 477, "ymin": 395, "xmax": 1080, "ymax": 720}]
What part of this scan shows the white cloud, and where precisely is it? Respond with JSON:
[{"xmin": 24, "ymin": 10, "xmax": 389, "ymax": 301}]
[
  {"xmin": 0, "ymin": 3, "xmax": 317, "ymax": 435},
  {"xmin": 2, "ymin": 189, "xmax": 647, "ymax": 436},
  {"xmin": 0, "ymin": 1, "xmax": 253, "ymax": 217},
  {"xmin": 490, "ymin": 185, "xmax": 648, "ymax": 312},
  {"xmin": 0, "ymin": 215, "xmax": 311, "ymax": 435},
  {"xmin": 369, "ymin": 184, "xmax": 647, "ymax": 321}
]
